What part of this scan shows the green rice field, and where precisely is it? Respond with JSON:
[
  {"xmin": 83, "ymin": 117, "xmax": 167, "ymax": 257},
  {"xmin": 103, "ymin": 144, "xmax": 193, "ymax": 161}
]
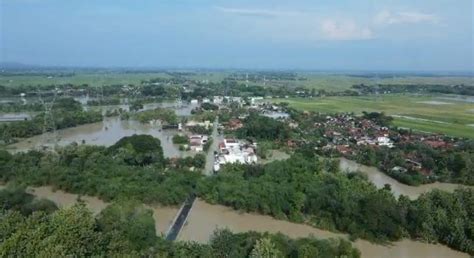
[{"xmin": 272, "ymin": 94, "xmax": 474, "ymax": 138}]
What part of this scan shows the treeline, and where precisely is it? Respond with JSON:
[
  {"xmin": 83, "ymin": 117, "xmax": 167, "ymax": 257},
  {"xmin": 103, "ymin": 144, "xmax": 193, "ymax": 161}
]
[
  {"xmin": 197, "ymin": 154, "xmax": 474, "ymax": 254},
  {"xmin": 352, "ymin": 140, "xmax": 474, "ymax": 186},
  {"xmin": 1, "ymin": 135, "xmax": 472, "ymax": 254},
  {"xmin": 0, "ymin": 102, "xmax": 44, "ymax": 112},
  {"xmin": 0, "ymin": 185, "xmax": 58, "ymax": 216},
  {"xmin": 0, "ymin": 189, "xmax": 360, "ymax": 257},
  {"xmin": 132, "ymin": 108, "xmax": 178, "ymax": 124},
  {"xmin": 0, "ymin": 135, "xmax": 201, "ymax": 206},
  {"xmin": 236, "ymin": 113, "xmax": 291, "ymax": 141},
  {"xmin": 353, "ymin": 84, "xmax": 474, "ymax": 96},
  {"xmin": 0, "ymin": 98, "xmax": 102, "ymax": 144}
]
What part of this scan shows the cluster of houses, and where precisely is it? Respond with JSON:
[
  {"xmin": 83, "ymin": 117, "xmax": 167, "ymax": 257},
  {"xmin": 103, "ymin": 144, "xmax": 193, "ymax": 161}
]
[
  {"xmin": 213, "ymin": 138, "xmax": 258, "ymax": 172},
  {"xmin": 190, "ymin": 96, "xmax": 244, "ymax": 106},
  {"xmin": 318, "ymin": 114, "xmax": 395, "ymax": 154},
  {"xmin": 311, "ymin": 113, "xmax": 458, "ymax": 177}
]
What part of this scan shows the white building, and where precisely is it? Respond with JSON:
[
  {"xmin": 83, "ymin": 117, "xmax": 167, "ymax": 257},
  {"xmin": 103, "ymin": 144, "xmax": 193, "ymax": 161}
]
[
  {"xmin": 213, "ymin": 96, "xmax": 224, "ymax": 105},
  {"xmin": 214, "ymin": 138, "xmax": 258, "ymax": 171},
  {"xmin": 377, "ymin": 136, "xmax": 394, "ymax": 148}
]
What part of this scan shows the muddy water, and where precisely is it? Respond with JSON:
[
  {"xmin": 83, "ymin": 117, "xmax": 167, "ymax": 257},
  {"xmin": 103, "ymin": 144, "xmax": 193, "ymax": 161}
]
[
  {"xmin": 8, "ymin": 117, "xmax": 190, "ymax": 158},
  {"xmin": 339, "ymin": 158, "xmax": 470, "ymax": 200},
  {"xmin": 25, "ymin": 186, "xmax": 178, "ymax": 235},
  {"xmin": 84, "ymin": 101, "xmax": 198, "ymax": 116},
  {"xmin": 179, "ymin": 199, "xmax": 469, "ymax": 258}
]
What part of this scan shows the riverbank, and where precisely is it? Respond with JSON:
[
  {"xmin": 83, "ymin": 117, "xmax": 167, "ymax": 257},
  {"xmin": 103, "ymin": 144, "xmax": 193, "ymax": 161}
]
[
  {"xmin": 2, "ymin": 184, "xmax": 469, "ymax": 258},
  {"xmin": 339, "ymin": 158, "xmax": 472, "ymax": 199},
  {"xmin": 179, "ymin": 199, "xmax": 469, "ymax": 258},
  {"xmin": 24, "ymin": 186, "xmax": 179, "ymax": 236}
]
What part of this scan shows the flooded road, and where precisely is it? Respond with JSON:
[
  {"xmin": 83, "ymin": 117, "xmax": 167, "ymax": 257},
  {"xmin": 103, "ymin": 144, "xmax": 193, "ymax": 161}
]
[
  {"xmin": 8, "ymin": 117, "xmax": 191, "ymax": 158},
  {"xmin": 339, "ymin": 158, "xmax": 471, "ymax": 199},
  {"xmin": 179, "ymin": 199, "xmax": 469, "ymax": 258},
  {"xmin": 26, "ymin": 186, "xmax": 178, "ymax": 236}
]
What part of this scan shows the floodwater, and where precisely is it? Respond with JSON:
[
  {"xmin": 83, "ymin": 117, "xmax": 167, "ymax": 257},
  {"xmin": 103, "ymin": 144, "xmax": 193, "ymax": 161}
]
[
  {"xmin": 339, "ymin": 158, "xmax": 470, "ymax": 200},
  {"xmin": 179, "ymin": 199, "xmax": 469, "ymax": 258},
  {"xmin": 84, "ymin": 101, "xmax": 197, "ymax": 116},
  {"xmin": 438, "ymin": 95, "xmax": 474, "ymax": 103},
  {"xmin": 8, "ymin": 117, "xmax": 190, "ymax": 158},
  {"xmin": 26, "ymin": 186, "xmax": 178, "ymax": 236}
]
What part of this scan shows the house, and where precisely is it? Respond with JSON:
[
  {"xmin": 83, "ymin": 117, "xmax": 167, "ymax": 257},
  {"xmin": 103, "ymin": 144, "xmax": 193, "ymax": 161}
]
[
  {"xmin": 214, "ymin": 138, "xmax": 258, "ymax": 171},
  {"xmin": 227, "ymin": 119, "xmax": 243, "ymax": 130},
  {"xmin": 213, "ymin": 96, "xmax": 224, "ymax": 105},
  {"xmin": 377, "ymin": 136, "xmax": 394, "ymax": 148},
  {"xmin": 189, "ymin": 135, "xmax": 208, "ymax": 152}
]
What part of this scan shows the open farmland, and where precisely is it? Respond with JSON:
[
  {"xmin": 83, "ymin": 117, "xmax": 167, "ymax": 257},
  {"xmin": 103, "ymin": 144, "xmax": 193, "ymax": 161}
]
[
  {"xmin": 0, "ymin": 72, "xmax": 171, "ymax": 87},
  {"xmin": 273, "ymin": 94, "xmax": 474, "ymax": 138}
]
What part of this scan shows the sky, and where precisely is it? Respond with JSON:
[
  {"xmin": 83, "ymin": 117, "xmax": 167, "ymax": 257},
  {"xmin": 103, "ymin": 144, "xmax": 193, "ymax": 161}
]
[{"xmin": 1, "ymin": 0, "xmax": 473, "ymax": 71}]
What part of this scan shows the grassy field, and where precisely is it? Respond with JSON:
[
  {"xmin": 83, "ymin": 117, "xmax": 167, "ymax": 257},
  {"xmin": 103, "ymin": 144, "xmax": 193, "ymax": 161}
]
[
  {"xmin": 2, "ymin": 71, "xmax": 472, "ymax": 91},
  {"xmin": 298, "ymin": 74, "xmax": 474, "ymax": 91},
  {"xmin": 0, "ymin": 72, "xmax": 171, "ymax": 87},
  {"xmin": 272, "ymin": 94, "xmax": 474, "ymax": 138}
]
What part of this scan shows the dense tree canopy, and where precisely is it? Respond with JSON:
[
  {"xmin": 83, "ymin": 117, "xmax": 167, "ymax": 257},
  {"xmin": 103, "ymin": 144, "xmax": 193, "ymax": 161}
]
[
  {"xmin": 1, "ymin": 142, "xmax": 199, "ymax": 206},
  {"xmin": 108, "ymin": 134, "xmax": 165, "ymax": 166},
  {"xmin": 198, "ymin": 154, "xmax": 474, "ymax": 254},
  {"xmin": 237, "ymin": 113, "xmax": 291, "ymax": 141}
]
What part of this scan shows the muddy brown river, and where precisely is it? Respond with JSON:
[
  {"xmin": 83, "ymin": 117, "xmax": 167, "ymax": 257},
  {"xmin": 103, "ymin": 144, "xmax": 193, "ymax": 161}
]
[
  {"xmin": 179, "ymin": 199, "xmax": 469, "ymax": 258},
  {"xmin": 339, "ymin": 158, "xmax": 471, "ymax": 200},
  {"xmin": 25, "ymin": 186, "xmax": 178, "ymax": 236},
  {"xmin": 2, "ymin": 106, "xmax": 472, "ymax": 257}
]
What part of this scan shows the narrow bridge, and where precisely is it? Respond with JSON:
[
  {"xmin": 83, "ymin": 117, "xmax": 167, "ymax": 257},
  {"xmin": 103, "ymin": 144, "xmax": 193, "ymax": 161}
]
[{"xmin": 165, "ymin": 194, "xmax": 196, "ymax": 241}]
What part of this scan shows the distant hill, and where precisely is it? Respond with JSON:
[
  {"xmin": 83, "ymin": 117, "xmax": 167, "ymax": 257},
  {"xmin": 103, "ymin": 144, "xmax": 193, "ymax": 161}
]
[{"xmin": 0, "ymin": 62, "xmax": 42, "ymax": 70}]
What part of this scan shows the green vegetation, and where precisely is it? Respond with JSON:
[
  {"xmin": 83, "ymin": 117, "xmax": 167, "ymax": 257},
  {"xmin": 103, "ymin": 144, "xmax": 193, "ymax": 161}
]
[
  {"xmin": 1, "ymin": 133, "xmax": 473, "ymax": 254},
  {"xmin": 352, "ymin": 141, "xmax": 474, "ymax": 186},
  {"xmin": 275, "ymin": 95, "xmax": 474, "ymax": 138},
  {"xmin": 133, "ymin": 108, "xmax": 177, "ymax": 124},
  {"xmin": 108, "ymin": 134, "xmax": 165, "ymax": 166},
  {"xmin": 237, "ymin": 113, "xmax": 291, "ymax": 141},
  {"xmin": 0, "ymin": 141, "xmax": 200, "ymax": 205},
  {"xmin": 0, "ymin": 200, "xmax": 360, "ymax": 257},
  {"xmin": 0, "ymin": 72, "xmax": 171, "ymax": 88},
  {"xmin": 172, "ymin": 134, "xmax": 189, "ymax": 145},
  {"xmin": 197, "ymin": 155, "xmax": 474, "ymax": 254},
  {"xmin": 0, "ymin": 98, "xmax": 102, "ymax": 144},
  {"xmin": 0, "ymin": 185, "xmax": 58, "ymax": 216}
]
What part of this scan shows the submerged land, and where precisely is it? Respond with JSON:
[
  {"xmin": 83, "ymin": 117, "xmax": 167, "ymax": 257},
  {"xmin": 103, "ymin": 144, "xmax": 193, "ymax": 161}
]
[{"xmin": 0, "ymin": 68, "xmax": 473, "ymax": 257}]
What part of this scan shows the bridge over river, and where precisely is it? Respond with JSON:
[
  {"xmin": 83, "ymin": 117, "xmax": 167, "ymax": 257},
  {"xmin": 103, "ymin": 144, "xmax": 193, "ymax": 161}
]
[{"xmin": 165, "ymin": 117, "xmax": 219, "ymax": 240}]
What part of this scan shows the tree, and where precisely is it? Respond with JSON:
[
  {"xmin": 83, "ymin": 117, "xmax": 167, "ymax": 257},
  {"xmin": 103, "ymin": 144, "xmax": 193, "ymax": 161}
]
[{"xmin": 250, "ymin": 237, "xmax": 282, "ymax": 258}]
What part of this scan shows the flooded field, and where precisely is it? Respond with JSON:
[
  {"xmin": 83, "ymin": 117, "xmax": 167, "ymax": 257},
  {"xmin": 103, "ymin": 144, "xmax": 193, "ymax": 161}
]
[
  {"xmin": 339, "ymin": 158, "xmax": 470, "ymax": 199},
  {"xmin": 8, "ymin": 117, "xmax": 192, "ymax": 158},
  {"xmin": 26, "ymin": 186, "xmax": 178, "ymax": 235},
  {"xmin": 179, "ymin": 199, "xmax": 469, "ymax": 258}
]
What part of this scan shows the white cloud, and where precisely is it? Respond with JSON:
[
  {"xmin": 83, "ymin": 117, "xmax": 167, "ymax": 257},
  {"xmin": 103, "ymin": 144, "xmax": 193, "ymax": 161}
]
[
  {"xmin": 374, "ymin": 11, "xmax": 439, "ymax": 25},
  {"xmin": 321, "ymin": 19, "xmax": 373, "ymax": 40}
]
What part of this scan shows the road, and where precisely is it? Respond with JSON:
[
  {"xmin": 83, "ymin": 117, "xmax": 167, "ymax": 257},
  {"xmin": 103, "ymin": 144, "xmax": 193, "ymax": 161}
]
[
  {"xmin": 204, "ymin": 116, "xmax": 220, "ymax": 176},
  {"xmin": 165, "ymin": 118, "xmax": 219, "ymax": 241}
]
